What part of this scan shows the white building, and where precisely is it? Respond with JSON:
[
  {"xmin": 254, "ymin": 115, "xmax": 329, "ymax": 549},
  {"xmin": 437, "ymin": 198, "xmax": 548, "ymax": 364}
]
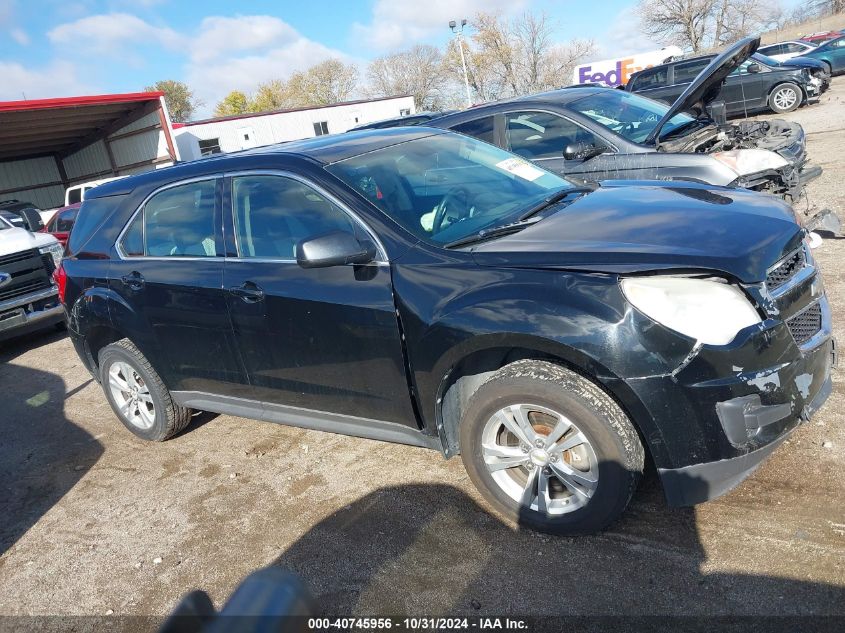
[{"xmin": 174, "ymin": 95, "xmax": 416, "ymax": 161}]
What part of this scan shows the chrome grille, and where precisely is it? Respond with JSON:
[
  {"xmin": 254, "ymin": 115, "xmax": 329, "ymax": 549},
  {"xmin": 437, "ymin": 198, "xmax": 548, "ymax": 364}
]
[
  {"xmin": 766, "ymin": 248, "xmax": 806, "ymax": 292},
  {"xmin": 0, "ymin": 248, "xmax": 52, "ymax": 303},
  {"xmin": 786, "ymin": 302, "xmax": 822, "ymax": 346}
]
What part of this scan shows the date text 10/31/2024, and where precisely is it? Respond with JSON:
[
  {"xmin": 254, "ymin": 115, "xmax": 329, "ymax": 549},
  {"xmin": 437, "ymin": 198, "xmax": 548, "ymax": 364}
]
[{"xmin": 307, "ymin": 618, "xmax": 529, "ymax": 630}]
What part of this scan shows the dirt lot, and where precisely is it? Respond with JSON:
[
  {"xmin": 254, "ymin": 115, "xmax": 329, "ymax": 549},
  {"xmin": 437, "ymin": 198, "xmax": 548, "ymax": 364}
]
[{"xmin": 1, "ymin": 84, "xmax": 844, "ymax": 620}]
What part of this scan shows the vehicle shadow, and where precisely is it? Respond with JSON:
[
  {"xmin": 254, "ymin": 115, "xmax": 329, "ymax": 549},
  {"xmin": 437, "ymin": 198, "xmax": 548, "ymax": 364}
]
[
  {"xmin": 0, "ymin": 349, "xmax": 103, "ymax": 557},
  {"xmin": 270, "ymin": 469, "xmax": 844, "ymax": 619}
]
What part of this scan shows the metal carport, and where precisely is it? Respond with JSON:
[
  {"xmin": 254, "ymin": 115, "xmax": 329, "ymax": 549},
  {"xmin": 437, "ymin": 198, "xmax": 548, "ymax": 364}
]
[{"xmin": 0, "ymin": 92, "xmax": 180, "ymax": 210}]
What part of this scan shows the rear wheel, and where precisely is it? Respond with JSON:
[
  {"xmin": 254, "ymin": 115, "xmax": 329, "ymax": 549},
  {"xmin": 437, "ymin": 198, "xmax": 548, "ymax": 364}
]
[
  {"xmin": 768, "ymin": 83, "xmax": 801, "ymax": 114},
  {"xmin": 99, "ymin": 338, "xmax": 192, "ymax": 441},
  {"xmin": 459, "ymin": 360, "xmax": 644, "ymax": 535}
]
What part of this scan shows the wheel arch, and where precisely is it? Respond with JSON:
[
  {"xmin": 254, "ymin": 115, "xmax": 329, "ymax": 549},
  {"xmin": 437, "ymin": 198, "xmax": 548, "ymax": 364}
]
[
  {"xmin": 432, "ymin": 335, "xmax": 668, "ymax": 468},
  {"xmin": 767, "ymin": 80, "xmax": 804, "ymax": 107}
]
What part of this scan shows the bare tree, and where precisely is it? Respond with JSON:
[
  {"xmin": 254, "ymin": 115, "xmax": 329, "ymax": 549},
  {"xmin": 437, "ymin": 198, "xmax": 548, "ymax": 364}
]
[
  {"xmin": 805, "ymin": 0, "xmax": 845, "ymax": 15},
  {"xmin": 638, "ymin": 0, "xmax": 775, "ymax": 52},
  {"xmin": 445, "ymin": 12, "xmax": 595, "ymax": 102},
  {"xmin": 366, "ymin": 45, "xmax": 447, "ymax": 110},
  {"xmin": 637, "ymin": 0, "xmax": 717, "ymax": 52}
]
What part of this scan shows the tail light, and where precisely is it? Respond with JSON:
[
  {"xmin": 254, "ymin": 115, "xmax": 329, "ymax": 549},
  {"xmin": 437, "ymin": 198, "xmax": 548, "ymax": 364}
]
[{"xmin": 53, "ymin": 262, "xmax": 67, "ymax": 304}]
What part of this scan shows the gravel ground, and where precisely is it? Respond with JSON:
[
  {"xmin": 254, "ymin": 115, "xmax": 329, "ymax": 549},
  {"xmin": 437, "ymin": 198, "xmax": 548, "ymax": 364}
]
[{"xmin": 1, "ymin": 83, "xmax": 844, "ymax": 620}]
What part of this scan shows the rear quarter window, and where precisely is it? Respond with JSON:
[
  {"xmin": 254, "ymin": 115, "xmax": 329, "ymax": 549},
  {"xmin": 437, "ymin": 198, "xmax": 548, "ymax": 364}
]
[{"xmin": 68, "ymin": 196, "xmax": 126, "ymax": 255}]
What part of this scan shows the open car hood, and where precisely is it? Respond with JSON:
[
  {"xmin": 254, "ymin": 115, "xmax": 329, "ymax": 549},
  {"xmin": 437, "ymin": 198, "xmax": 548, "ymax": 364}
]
[{"xmin": 645, "ymin": 36, "xmax": 760, "ymax": 145}]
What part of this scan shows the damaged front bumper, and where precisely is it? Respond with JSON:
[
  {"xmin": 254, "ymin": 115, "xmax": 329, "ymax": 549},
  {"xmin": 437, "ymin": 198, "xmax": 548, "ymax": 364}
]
[
  {"xmin": 659, "ymin": 328, "xmax": 835, "ymax": 506},
  {"xmin": 621, "ymin": 246, "xmax": 835, "ymax": 506}
]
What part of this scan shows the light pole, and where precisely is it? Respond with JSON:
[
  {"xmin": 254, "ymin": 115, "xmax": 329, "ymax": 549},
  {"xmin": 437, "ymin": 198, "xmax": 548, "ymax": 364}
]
[{"xmin": 449, "ymin": 19, "xmax": 472, "ymax": 108}]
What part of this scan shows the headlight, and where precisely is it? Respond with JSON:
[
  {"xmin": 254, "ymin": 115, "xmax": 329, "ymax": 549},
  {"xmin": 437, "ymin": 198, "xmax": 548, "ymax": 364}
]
[
  {"xmin": 712, "ymin": 149, "xmax": 789, "ymax": 176},
  {"xmin": 39, "ymin": 242, "xmax": 64, "ymax": 268},
  {"xmin": 621, "ymin": 277, "xmax": 762, "ymax": 346}
]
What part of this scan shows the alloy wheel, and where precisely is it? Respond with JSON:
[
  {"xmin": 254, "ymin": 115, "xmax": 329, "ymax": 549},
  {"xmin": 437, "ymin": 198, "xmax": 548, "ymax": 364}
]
[
  {"xmin": 480, "ymin": 403, "xmax": 599, "ymax": 515},
  {"xmin": 108, "ymin": 361, "xmax": 156, "ymax": 430},
  {"xmin": 774, "ymin": 87, "xmax": 797, "ymax": 111}
]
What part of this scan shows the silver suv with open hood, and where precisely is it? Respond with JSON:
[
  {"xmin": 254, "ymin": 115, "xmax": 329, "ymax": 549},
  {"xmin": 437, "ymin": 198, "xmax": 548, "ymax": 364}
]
[{"xmin": 429, "ymin": 36, "xmax": 840, "ymax": 236}]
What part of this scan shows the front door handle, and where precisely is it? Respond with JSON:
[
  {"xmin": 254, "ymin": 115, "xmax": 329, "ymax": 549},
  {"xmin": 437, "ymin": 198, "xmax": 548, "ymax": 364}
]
[
  {"xmin": 229, "ymin": 282, "xmax": 265, "ymax": 303},
  {"xmin": 121, "ymin": 271, "xmax": 145, "ymax": 291}
]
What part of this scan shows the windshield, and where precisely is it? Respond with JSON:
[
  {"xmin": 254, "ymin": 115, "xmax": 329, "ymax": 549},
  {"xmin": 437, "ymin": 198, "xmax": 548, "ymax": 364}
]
[
  {"xmin": 567, "ymin": 90, "xmax": 695, "ymax": 144},
  {"xmin": 325, "ymin": 132, "xmax": 576, "ymax": 246}
]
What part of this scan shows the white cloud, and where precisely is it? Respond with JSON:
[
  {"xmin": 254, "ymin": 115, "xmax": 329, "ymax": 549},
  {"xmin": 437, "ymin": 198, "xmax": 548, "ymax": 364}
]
[
  {"xmin": 189, "ymin": 15, "xmax": 308, "ymax": 64},
  {"xmin": 47, "ymin": 12, "xmax": 182, "ymax": 53},
  {"xmin": 184, "ymin": 15, "xmax": 352, "ymax": 116},
  {"xmin": 351, "ymin": 0, "xmax": 527, "ymax": 51},
  {"xmin": 593, "ymin": 8, "xmax": 662, "ymax": 60},
  {"xmin": 0, "ymin": 60, "xmax": 93, "ymax": 100},
  {"xmin": 10, "ymin": 27, "xmax": 28, "ymax": 45}
]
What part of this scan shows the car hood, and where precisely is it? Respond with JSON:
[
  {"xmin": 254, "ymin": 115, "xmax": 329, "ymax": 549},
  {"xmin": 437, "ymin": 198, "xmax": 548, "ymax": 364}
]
[
  {"xmin": 470, "ymin": 181, "xmax": 802, "ymax": 284},
  {"xmin": 645, "ymin": 36, "xmax": 760, "ymax": 145},
  {"xmin": 780, "ymin": 56, "xmax": 826, "ymax": 71},
  {"xmin": 0, "ymin": 226, "xmax": 58, "ymax": 252}
]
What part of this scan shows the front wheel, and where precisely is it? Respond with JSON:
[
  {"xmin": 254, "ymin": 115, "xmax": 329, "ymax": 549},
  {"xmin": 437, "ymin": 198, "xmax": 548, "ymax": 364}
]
[
  {"xmin": 99, "ymin": 338, "xmax": 192, "ymax": 441},
  {"xmin": 459, "ymin": 360, "xmax": 644, "ymax": 535},
  {"xmin": 769, "ymin": 83, "xmax": 802, "ymax": 114}
]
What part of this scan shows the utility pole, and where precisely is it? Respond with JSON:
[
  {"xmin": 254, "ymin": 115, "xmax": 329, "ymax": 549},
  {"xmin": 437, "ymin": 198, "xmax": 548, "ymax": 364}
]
[{"xmin": 449, "ymin": 19, "xmax": 472, "ymax": 108}]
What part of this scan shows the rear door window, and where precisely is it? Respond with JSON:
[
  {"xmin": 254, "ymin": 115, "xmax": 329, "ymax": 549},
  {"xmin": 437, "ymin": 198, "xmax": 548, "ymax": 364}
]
[
  {"xmin": 120, "ymin": 179, "xmax": 218, "ymax": 257},
  {"xmin": 673, "ymin": 59, "xmax": 710, "ymax": 84}
]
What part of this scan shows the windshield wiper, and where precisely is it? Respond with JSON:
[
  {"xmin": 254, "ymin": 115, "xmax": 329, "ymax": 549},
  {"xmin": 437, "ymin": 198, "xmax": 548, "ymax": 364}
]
[
  {"xmin": 444, "ymin": 218, "xmax": 543, "ymax": 249},
  {"xmin": 517, "ymin": 186, "xmax": 594, "ymax": 221}
]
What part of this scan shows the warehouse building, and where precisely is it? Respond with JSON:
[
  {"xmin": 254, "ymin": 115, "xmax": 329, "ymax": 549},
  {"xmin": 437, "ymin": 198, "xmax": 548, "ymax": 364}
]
[
  {"xmin": 173, "ymin": 95, "xmax": 415, "ymax": 161},
  {"xmin": 0, "ymin": 92, "xmax": 179, "ymax": 210}
]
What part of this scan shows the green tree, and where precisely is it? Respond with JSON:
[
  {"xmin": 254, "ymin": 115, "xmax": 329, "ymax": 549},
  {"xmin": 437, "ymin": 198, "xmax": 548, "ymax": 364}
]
[
  {"xmin": 214, "ymin": 90, "xmax": 252, "ymax": 117},
  {"xmin": 144, "ymin": 79, "xmax": 200, "ymax": 123}
]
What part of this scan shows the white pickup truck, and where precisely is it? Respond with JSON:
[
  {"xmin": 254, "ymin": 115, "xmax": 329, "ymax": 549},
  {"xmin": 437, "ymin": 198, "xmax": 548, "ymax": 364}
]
[{"xmin": 0, "ymin": 215, "xmax": 65, "ymax": 341}]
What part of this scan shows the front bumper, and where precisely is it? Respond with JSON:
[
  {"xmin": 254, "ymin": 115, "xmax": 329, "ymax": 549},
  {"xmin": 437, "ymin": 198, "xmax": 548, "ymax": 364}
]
[
  {"xmin": 0, "ymin": 286, "xmax": 64, "ymax": 340},
  {"xmin": 659, "ymin": 344, "xmax": 834, "ymax": 506},
  {"xmin": 621, "ymin": 271, "xmax": 834, "ymax": 506}
]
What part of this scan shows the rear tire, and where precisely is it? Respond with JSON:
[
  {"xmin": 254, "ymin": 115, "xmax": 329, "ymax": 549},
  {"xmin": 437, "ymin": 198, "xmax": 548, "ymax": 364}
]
[
  {"xmin": 99, "ymin": 338, "xmax": 192, "ymax": 441},
  {"xmin": 768, "ymin": 83, "xmax": 801, "ymax": 114},
  {"xmin": 459, "ymin": 360, "xmax": 644, "ymax": 535}
]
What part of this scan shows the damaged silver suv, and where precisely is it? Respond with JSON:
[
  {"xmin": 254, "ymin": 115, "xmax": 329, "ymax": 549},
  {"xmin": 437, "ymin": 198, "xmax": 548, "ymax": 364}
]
[{"xmin": 431, "ymin": 37, "xmax": 841, "ymax": 236}]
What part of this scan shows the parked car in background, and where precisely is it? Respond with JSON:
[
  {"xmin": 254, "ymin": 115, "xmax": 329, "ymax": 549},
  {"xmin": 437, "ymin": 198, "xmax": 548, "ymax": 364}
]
[
  {"xmin": 0, "ymin": 199, "xmax": 45, "ymax": 232},
  {"xmin": 350, "ymin": 112, "xmax": 455, "ymax": 131},
  {"xmin": 40, "ymin": 202, "xmax": 79, "ymax": 248},
  {"xmin": 65, "ymin": 176, "xmax": 127, "ymax": 206},
  {"xmin": 800, "ymin": 35, "xmax": 845, "ymax": 76},
  {"xmin": 432, "ymin": 39, "xmax": 828, "ymax": 210},
  {"xmin": 801, "ymin": 31, "xmax": 841, "ymax": 44},
  {"xmin": 61, "ymin": 127, "xmax": 833, "ymax": 534},
  {"xmin": 758, "ymin": 40, "xmax": 817, "ymax": 61},
  {"xmin": 0, "ymin": 214, "xmax": 64, "ymax": 341},
  {"xmin": 626, "ymin": 50, "xmax": 820, "ymax": 115}
]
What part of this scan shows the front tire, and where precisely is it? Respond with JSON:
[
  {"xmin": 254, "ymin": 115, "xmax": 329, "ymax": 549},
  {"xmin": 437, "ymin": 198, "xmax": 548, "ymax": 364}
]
[
  {"xmin": 99, "ymin": 338, "xmax": 192, "ymax": 441},
  {"xmin": 459, "ymin": 360, "xmax": 644, "ymax": 535},
  {"xmin": 768, "ymin": 83, "xmax": 801, "ymax": 114}
]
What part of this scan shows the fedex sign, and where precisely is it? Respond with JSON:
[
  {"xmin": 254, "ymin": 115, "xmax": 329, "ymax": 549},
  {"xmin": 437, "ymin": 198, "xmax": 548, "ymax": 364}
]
[{"xmin": 573, "ymin": 46, "xmax": 683, "ymax": 87}]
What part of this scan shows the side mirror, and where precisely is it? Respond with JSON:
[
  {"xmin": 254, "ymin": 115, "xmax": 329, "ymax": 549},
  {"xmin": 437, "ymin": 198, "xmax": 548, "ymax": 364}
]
[
  {"xmin": 564, "ymin": 142, "xmax": 607, "ymax": 161},
  {"xmin": 746, "ymin": 63, "xmax": 761, "ymax": 74},
  {"xmin": 296, "ymin": 230, "xmax": 376, "ymax": 269}
]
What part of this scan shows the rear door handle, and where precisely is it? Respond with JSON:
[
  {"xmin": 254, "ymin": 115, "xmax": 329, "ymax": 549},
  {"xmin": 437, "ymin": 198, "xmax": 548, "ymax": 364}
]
[
  {"xmin": 121, "ymin": 271, "xmax": 145, "ymax": 291},
  {"xmin": 228, "ymin": 282, "xmax": 265, "ymax": 303}
]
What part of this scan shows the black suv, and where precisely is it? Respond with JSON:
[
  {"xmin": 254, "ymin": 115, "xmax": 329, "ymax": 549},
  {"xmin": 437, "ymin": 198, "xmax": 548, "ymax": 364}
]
[
  {"xmin": 61, "ymin": 128, "xmax": 834, "ymax": 534},
  {"xmin": 627, "ymin": 53, "xmax": 820, "ymax": 115}
]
